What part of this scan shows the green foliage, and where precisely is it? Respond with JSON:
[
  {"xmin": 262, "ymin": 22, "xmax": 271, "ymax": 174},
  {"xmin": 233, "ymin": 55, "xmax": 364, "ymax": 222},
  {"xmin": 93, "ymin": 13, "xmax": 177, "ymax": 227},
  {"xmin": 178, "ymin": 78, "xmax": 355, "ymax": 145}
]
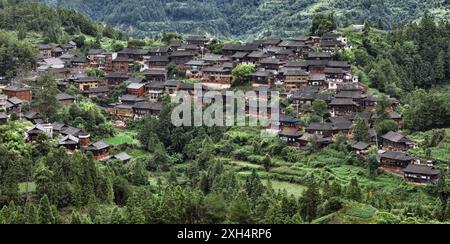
[
  {"xmin": 353, "ymin": 115, "xmax": 370, "ymax": 143},
  {"xmin": 299, "ymin": 177, "xmax": 321, "ymax": 223},
  {"xmin": 55, "ymin": 101, "xmax": 114, "ymax": 138},
  {"xmin": 232, "ymin": 63, "xmax": 255, "ymax": 87},
  {"xmin": 0, "ymin": 30, "xmax": 36, "ymax": 78},
  {"xmin": 310, "ymin": 13, "xmax": 336, "ymax": 36},
  {"xmin": 403, "ymin": 88, "xmax": 450, "ymax": 131},
  {"xmin": 311, "ymin": 99, "xmax": 328, "ymax": 121},
  {"xmin": 346, "ymin": 178, "xmax": 363, "ymax": 202},
  {"xmin": 207, "ymin": 39, "xmax": 223, "ymax": 54},
  {"xmin": 38, "ymin": 0, "xmax": 449, "ymax": 39},
  {"xmin": 31, "ymin": 73, "xmax": 60, "ymax": 120}
]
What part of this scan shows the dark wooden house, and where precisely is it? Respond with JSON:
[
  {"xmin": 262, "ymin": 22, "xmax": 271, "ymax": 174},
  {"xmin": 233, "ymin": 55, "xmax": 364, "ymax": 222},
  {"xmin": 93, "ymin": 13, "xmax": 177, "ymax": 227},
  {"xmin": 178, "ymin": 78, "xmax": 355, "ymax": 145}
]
[
  {"xmin": 381, "ymin": 131, "xmax": 417, "ymax": 151},
  {"xmin": 403, "ymin": 164, "xmax": 440, "ymax": 184},
  {"xmin": 380, "ymin": 151, "xmax": 417, "ymax": 169},
  {"xmin": 88, "ymin": 141, "xmax": 110, "ymax": 161}
]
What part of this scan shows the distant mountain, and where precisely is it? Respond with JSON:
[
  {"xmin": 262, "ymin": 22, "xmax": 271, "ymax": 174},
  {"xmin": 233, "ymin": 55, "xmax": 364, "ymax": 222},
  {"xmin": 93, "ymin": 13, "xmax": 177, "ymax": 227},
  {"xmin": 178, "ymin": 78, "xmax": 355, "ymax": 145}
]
[{"xmin": 39, "ymin": 0, "xmax": 449, "ymax": 39}]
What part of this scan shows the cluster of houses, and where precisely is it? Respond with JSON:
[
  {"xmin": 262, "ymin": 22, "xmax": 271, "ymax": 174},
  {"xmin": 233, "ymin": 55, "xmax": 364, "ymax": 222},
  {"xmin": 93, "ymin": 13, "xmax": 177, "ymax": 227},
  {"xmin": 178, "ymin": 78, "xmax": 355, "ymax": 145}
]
[
  {"xmin": 26, "ymin": 121, "xmax": 131, "ymax": 163},
  {"xmin": 0, "ymin": 32, "xmax": 442, "ymax": 184}
]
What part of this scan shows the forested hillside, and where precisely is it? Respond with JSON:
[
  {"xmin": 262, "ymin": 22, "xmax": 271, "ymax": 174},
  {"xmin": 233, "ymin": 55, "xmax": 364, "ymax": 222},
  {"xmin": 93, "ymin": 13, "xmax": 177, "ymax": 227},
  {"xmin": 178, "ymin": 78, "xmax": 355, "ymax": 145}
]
[
  {"xmin": 38, "ymin": 0, "xmax": 450, "ymax": 39},
  {"xmin": 0, "ymin": 0, "xmax": 126, "ymax": 78}
]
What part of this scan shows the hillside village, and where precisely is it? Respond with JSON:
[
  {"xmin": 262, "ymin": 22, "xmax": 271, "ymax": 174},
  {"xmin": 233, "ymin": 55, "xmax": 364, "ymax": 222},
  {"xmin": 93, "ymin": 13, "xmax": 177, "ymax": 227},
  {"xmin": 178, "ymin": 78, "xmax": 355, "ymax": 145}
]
[{"xmin": 0, "ymin": 28, "xmax": 443, "ymax": 186}]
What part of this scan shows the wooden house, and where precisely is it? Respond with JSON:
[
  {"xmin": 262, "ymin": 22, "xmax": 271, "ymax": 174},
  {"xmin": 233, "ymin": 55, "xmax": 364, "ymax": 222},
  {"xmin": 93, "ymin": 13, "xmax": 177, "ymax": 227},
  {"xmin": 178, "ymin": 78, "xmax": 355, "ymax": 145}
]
[
  {"xmin": 164, "ymin": 80, "xmax": 181, "ymax": 95},
  {"xmin": 284, "ymin": 69, "xmax": 309, "ymax": 90},
  {"xmin": 127, "ymin": 83, "xmax": 146, "ymax": 96},
  {"xmin": 147, "ymin": 56, "xmax": 170, "ymax": 68},
  {"xmin": 120, "ymin": 94, "xmax": 146, "ymax": 105},
  {"xmin": 381, "ymin": 131, "xmax": 417, "ymax": 151},
  {"xmin": 146, "ymin": 81, "xmax": 165, "ymax": 101},
  {"xmin": 252, "ymin": 70, "xmax": 272, "ymax": 86},
  {"xmin": 132, "ymin": 102, "xmax": 163, "ymax": 118},
  {"xmin": 111, "ymin": 152, "xmax": 132, "ymax": 163},
  {"xmin": 87, "ymin": 49, "xmax": 106, "ymax": 68},
  {"xmin": 148, "ymin": 47, "xmax": 170, "ymax": 57},
  {"xmin": 329, "ymin": 98, "xmax": 358, "ymax": 116},
  {"xmin": 170, "ymin": 51, "xmax": 196, "ymax": 66},
  {"xmin": 51, "ymin": 47, "xmax": 64, "ymax": 58},
  {"xmin": 75, "ymin": 77, "xmax": 99, "ymax": 91},
  {"xmin": 352, "ymin": 142, "xmax": 371, "ymax": 156},
  {"xmin": 38, "ymin": 44, "xmax": 53, "ymax": 59},
  {"xmin": 117, "ymin": 48, "xmax": 149, "ymax": 61},
  {"xmin": 258, "ymin": 57, "xmax": 283, "ymax": 70},
  {"xmin": 108, "ymin": 104, "xmax": 134, "ymax": 119},
  {"xmin": 88, "ymin": 141, "xmax": 110, "ymax": 161},
  {"xmin": 106, "ymin": 72, "xmax": 130, "ymax": 86},
  {"xmin": 112, "ymin": 56, "xmax": 133, "ymax": 74},
  {"xmin": 403, "ymin": 164, "xmax": 440, "ymax": 184},
  {"xmin": 380, "ymin": 151, "xmax": 417, "ymax": 169},
  {"xmin": 3, "ymin": 86, "xmax": 32, "ymax": 101},
  {"xmin": 27, "ymin": 124, "xmax": 53, "ymax": 142},
  {"xmin": 306, "ymin": 122, "xmax": 334, "ymax": 137},
  {"xmin": 298, "ymin": 133, "xmax": 331, "ymax": 149},
  {"xmin": 201, "ymin": 66, "xmax": 232, "ymax": 85},
  {"xmin": 308, "ymin": 73, "xmax": 327, "ymax": 89},
  {"xmin": 307, "ymin": 52, "xmax": 331, "ymax": 60},
  {"xmin": 144, "ymin": 69, "xmax": 167, "ymax": 82},
  {"xmin": 56, "ymin": 93, "xmax": 75, "ymax": 105},
  {"xmin": 185, "ymin": 35, "xmax": 209, "ymax": 47}
]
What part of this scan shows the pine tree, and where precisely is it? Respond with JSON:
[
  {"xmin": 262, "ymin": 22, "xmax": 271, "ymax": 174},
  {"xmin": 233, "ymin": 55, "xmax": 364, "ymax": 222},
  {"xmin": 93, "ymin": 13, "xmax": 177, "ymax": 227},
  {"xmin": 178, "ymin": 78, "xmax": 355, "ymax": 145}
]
[
  {"xmin": 322, "ymin": 180, "xmax": 332, "ymax": 200},
  {"xmin": 346, "ymin": 178, "xmax": 363, "ymax": 202},
  {"xmin": 0, "ymin": 205, "xmax": 10, "ymax": 224},
  {"xmin": 299, "ymin": 177, "xmax": 321, "ymax": 222},
  {"xmin": 199, "ymin": 172, "xmax": 210, "ymax": 194},
  {"xmin": 39, "ymin": 195, "xmax": 56, "ymax": 224},
  {"xmin": 228, "ymin": 196, "xmax": 252, "ymax": 224},
  {"xmin": 111, "ymin": 207, "xmax": 124, "ymax": 224},
  {"xmin": 444, "ymin": 199, "xmax": 450, "ymax": 221},
  {"xmin": 24, "ymin": 201, "xmax": 39, "ymax": 224},
  {"xmin": 245, "ymin": 169, "xmax": 265, "ymax": 200},
  {"xmin": 330, "ymin": 181, "xmax": 342, "ymax": 198},
  {"xmin": 353, "ymin": 116, "xmax": 370, "ymax": 142},
  {"xmin": 262, "ymin": 154, "xmax": 272, "ymax": 172},
  {"xmin": 433, "ymin": 51, "xmax": 445, "ymax": 85},
  {"xmin": 368, "ymin": 154, "xmax": 379, "ymax": 178}
]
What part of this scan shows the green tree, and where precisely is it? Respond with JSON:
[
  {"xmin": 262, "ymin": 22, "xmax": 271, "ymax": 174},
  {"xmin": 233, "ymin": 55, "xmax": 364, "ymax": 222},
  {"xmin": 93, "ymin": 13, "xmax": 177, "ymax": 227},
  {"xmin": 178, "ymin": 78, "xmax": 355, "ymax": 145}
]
[
  {"xmin": 346, "ymin": 178, "xmax": 362, "ymax": 202},
  {"xmin": 433, "ymin": 51, "xmax": 445, "ymax": 85},
  {"xmin": 232, "ymin": 63, "xmax": 255, "ymax": 87},
  {"xmin": 38, "ymin": 195, "xmax": 56, "ymax": 224},
  {"xmin": 299, "ymin": 177, "xmax": 321, "ymax": 222},
  {"xmin": 311, "ymin": 99, "xmax": 328, "ymax": 122},
  {"xmin": 32, "ymin": 73, "xmax": 60, "ymax": 120},
  {"xmin": 368, "ymin": 154, "xmax": 379, "ymax": 178},
  {"xmin": 310, "ymin": 13, "xmax": 336, "ymax": 36},
  {"xmin": 228, "ymin": 196, "xmax": 252, "ymax": 224},
  {"xmin": 24, "ymin": 201, "xmax": 39, "ymax": 224},
  {"xmin": 262, "ymin": 154, "xmax": 272, "ymax": 172},
  {"xmin": 208, "ymin": 39, "xmax": 223, "ymax": 54},
  {"xmin": 353, "ymin": 115, "xmax": 370, "ymax": 142},
  {"xmin": 110, "ymin": 207, "xmax": 124, "ymax": 224},
  {"xmin": 245, "ymin": 169, "xmax": 265, "ymax": 200}
]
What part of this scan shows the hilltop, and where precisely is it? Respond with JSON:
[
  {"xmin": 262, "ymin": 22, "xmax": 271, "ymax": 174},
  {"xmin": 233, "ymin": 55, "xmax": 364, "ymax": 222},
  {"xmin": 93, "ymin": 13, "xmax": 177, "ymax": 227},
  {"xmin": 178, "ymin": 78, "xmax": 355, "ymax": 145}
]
[{"xmin": 39, "ymin": 0, "xmax": 450, "ymax": 39}]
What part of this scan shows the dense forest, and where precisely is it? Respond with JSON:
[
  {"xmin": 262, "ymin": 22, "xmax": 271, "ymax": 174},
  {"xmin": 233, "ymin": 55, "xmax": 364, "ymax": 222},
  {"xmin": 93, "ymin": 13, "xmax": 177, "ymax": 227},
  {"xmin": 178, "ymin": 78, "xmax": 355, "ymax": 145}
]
[
  {"xmin": 38, "ymin": 0, "xmax": 450, "ymax": 39},
  {"xmin": 0, "ymin": 0, "xmax": 127, "ymax": 78},
  {"xmin": 329, "ymin": 14, "xmax": 450, "ymax": 132}
]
